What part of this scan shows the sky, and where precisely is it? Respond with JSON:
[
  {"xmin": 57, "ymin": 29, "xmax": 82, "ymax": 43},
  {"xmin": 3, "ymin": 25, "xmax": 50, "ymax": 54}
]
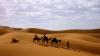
[{"xmin": 0, "ymin": 0, "xmax": 100, "ymax": 30}]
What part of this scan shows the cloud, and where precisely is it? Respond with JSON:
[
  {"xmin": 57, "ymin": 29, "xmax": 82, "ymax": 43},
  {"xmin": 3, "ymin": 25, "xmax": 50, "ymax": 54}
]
[{"xmin": 0, "ymin": 0, "xmax": 100, "ymax": 30}]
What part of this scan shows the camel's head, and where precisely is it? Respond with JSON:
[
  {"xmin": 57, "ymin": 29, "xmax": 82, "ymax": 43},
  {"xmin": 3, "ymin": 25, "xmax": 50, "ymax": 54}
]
[{"xmin": 58, "ymin": 40, "xmax": 61, "ymax": 42}]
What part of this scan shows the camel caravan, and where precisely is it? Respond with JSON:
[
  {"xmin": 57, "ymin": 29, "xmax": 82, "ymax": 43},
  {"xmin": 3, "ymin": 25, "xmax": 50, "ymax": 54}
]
[
  {"xmin": 33, "ymin": 34, "xmax": 69, "ymax": 49},
  {"xmin": 33, "ymin": 34, "xmax": 61, "ymax": 47},
  {"xmin": 11, "ymin": 34, "xmax": 69, "ymax": 49}
]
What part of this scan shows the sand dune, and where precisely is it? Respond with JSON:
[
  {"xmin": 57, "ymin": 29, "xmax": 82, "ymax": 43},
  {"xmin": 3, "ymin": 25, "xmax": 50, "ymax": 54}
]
[
  {"xmin": 0, "ymin": 32, "xmax": 36, "ymax": 44},
  {"xmin": 87, "ymin": 33, "xmax": 100, "ymax": 39},
  {"xmin": 47, "ymin": 33, "xmax": 100, "ymax": 43},
  {"xmin": 0, "ymin": 28, "xmax": 10, "ymax": 35},
  {"xmin": 0, "ymin": 44, "xmax": 98, "ymax": 56},
  {"xmin": 22, "ymin": 27, "xmax": 100, "ymax": 34},
  {"xmin": 0, "ymin": 26, "xmax": 24, "ymax": 33},
  {"xmin": 0, "ymin": 27, "xmax": 100, "ymax": 56},
  {"xmin": 1, "ymin": 26, "xmax": 100, "ymax": 34},
  {"xmin": 0, "ymin": 32, "xmax": 100, "ymax": 55},
  {"xmin": 47, "ymin": 33, "xmax": 100, "ymax": 54},
  {"xmin": 22, "ymin": 28, "xmax": 53, "ymax": 34}
]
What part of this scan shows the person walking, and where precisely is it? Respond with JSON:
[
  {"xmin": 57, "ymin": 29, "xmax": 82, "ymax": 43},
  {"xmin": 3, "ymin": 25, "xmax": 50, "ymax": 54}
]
[{"xmin": 67, "ymin": 41, "xmax": 69, "ymax": 49}]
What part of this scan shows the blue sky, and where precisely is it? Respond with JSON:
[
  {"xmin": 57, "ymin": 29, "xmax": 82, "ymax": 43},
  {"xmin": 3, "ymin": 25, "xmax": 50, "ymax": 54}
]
[{"xmin": 0, "ymin": 0, "xmax": 100, "ymax": 30}]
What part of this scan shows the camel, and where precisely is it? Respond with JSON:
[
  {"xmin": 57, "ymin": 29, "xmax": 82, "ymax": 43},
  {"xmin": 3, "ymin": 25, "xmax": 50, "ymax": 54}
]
[
  {"xmin": 41, "ymin": 35, "xmax": 51, "ymax": 46},
  {"xmin": 33, "ymin": 34, "xmax": 41, "ymax": 44},
  {"xmin": 51, "ymin": 37, "xmax": 61, "ymax": 47}
]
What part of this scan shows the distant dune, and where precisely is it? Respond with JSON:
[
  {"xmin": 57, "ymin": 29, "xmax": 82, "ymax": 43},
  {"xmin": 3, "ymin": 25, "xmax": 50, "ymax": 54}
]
[
  {"xmin": 22, "ymin": 28, "xmax": 53, "ymax": 34},
  {"xmin": 0, "ymin": 28, "xmax": 10, "ymax": 35},
  {"xmin": 0, "ymin": 26, "xmax": 23, "ymax": 30},
  {"xmin": 1, "ymin": 26, "xmax": 100, "ymax": 34},
  {"xmin": 54, "ymin": 29, "xmax": 100, "ymax": 33},
  {"xmin": 22, "ymin": 28, "xmax": 100, "ymax": 34}
]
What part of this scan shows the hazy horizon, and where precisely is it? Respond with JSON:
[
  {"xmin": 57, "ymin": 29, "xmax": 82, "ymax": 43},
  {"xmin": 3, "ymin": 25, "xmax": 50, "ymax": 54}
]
[{"xmin": 0, "ymin": 0, "xmax": 100, "ymax": 30}]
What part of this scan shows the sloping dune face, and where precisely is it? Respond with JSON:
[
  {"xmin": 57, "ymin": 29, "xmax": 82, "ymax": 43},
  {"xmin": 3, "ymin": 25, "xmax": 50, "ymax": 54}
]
[
  {"xmin": 0, "ymin": 28, "xmax": 10, "ymax": 35},
  {"xmin": 0, "ymin": 32, "xmax": 100, "ymax": 56},
  {"xmin": 0, "ymin": 44, "xmax": 96, "ymax": 56},
  {"xmin": 47, "ymin": 33, "xmax": 100, "ymax": 54},
  {"xmin": 0, "ymin": 32, "xmax": 39, "ymax": 44}
]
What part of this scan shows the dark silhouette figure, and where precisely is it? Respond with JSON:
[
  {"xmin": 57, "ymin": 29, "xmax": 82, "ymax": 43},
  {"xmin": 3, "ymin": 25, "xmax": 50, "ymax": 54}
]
[
  {"xmin": 51, "ymin": 37, "xmax": 61, "ymax": 47},
  {"xmin": 11, "ymin": 38, "xmax": 19, "ymax": 43},
  {"xmin": 41, "ymin": 35, "xmax": 51, "ymax": 46},
  {"xmin": 33, "ymin": 34, "xmax": 41, "ymax": 44},
  {"xmin": 67, "ymin": 41, "xmax": 69, "ymax": 49}
]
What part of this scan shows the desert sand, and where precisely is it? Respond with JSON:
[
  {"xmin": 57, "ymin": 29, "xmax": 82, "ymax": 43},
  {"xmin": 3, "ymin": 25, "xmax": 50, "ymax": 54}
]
[
  {"xmin": 0, "ymin": 27, "xmax": 100, "ymax": 56},
  {"xmin": 47, "ymin": 33, "xmax": 100, "ymax": 54},
  {"xmin": 0, "ymin": 44, "xmax": 98, "ymax": 56}
]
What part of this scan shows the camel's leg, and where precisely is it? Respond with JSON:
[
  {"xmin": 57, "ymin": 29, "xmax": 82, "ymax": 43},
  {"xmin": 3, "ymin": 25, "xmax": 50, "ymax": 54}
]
[
  {"xmin": 46, "ymin": 41, "xmax": 48, "ymax": 46},
  {"xmin": 33, "ymin": 40, "xmax": 36, "ymax": 45},
  {"xmin": 33, "ymin": 39, "xmax": 34, "ymax": 43},
  {"xmin": 56, "ymin": 42, "xmax": 58, "ymax": 47},
  {"xmin": 51, "ymin": 41, "xmax": 53, "ymax": 46},
  {"xmin": 48, "ymin": 40, "xmax": 50, "ymax": 45},
  {"xmin": 33, "ymin": 40, "xmax": 36, "ymax": 44},
  {"xmin": 37, "ymin": 40, "xmax": 40, "ymax": 44},
  {"xmin": 39, "ymin": 40, "xmax": 41, "ymax": 45},
  {"xmin": 42, "ymin": 40, "xmax": 44, "ymax": 45},
  {"xmin": 37, "ymin": 40, "xmax": 38, "ymax": 44},
  {"xmin": 40, "ymin": 40, "xmax": 42, "ymax": 45},
  {"xmin": 33, "ymin": 40, "xmax": 35, "ymax": 44},
  {"xmin": 44, "ymin": 41, "xmax": 46, "ymax": 45},
  {"xmin": 38, "ymin": 40, "xmax": 40, "ymax": 45}
]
